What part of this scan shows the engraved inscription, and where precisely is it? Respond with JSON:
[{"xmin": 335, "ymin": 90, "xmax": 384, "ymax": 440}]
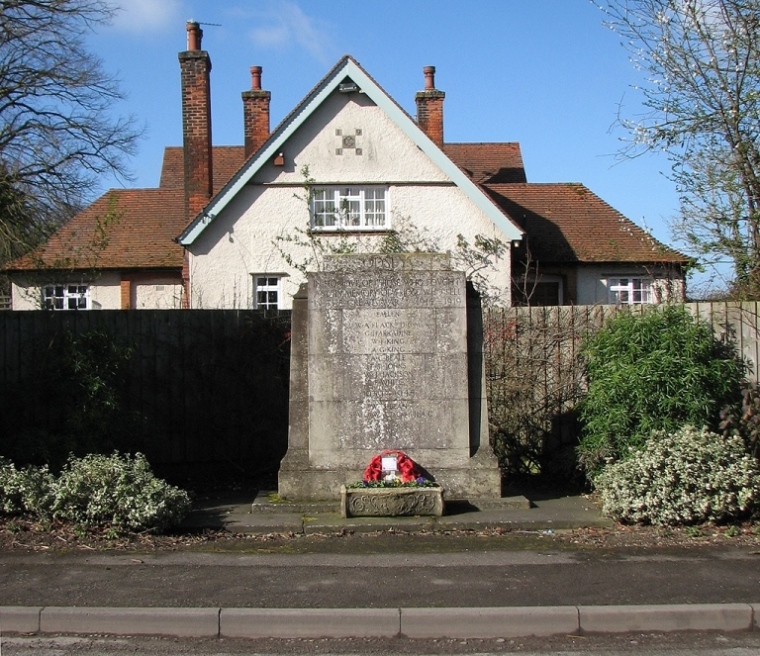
[
  {"xmin": 323, "ymin": 273, "xmax": 463, "ymax": 309},
  {"xmin": 362, "ymin": 310, "xmax": 411, "ymax": 353},
  {"xmin": 309, "ymin": 253, "xmax": 470, "ymax": 455}
]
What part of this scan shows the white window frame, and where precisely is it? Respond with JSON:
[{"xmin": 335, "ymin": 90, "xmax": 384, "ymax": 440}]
[
  {"xmin": 253, "ymin": 275, "xmax": 281, "ymax": 309},
  {"xmin": 43, "ymin": 284, "xmax": 90, "ymax": 310},
  {"xmin": 310, "ymin": 186, "xmax": 388, "ymax": 231},
  {"xmin": 607, "ymin": 277, "xmax": 653, "ymax": 305}
]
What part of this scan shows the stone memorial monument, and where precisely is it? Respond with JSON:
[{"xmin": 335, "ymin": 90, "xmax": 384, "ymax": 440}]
[{"xmin": 278, "ymin": 252, "xmax": 502, "ymax": 501}]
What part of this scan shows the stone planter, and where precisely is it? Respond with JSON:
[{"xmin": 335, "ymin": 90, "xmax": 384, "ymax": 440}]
[{"xmin": 340, "ymin": 485, "xmax": 445, "ymax": 518}]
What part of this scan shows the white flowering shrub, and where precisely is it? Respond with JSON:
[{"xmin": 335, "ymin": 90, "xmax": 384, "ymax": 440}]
[
  {"xmin": 49, "ymin": 452, "xmax": 191, "ymax": 532},
  {"xmin": 0, "ymin": 457, "xmax": 54, "ymax": 516},
  {"xmin": 595, "ymin": 426, "xmax": 760, "ymax": 525}
]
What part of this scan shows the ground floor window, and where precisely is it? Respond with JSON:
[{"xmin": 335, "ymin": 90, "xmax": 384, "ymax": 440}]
[
  {"xmin": 512, "ymin": 276, "xmax": 563, "ymax": 306},
  {"xmin": 253, "ymin": 275, "xmax": 281, "ymax": 309},
  {"xmin": 43, "ymin": 284, "xmax": 90, "ymax": 310},
  {"xmin": 607, "ymin": 277, "xmax": 652, "ymax": 304}
]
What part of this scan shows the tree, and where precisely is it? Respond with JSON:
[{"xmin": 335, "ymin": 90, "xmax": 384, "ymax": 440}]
[
  {"xmin": 0, "ymin": 0, "xmax": 140, "ymax": 275},
  {"xmin": 599, "ymin": 0, "xmax": 760, "ymax": 297}
]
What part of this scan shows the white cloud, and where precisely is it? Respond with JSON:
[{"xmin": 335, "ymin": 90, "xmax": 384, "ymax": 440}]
[
  {"xmin": 248, "ymin": 1, "xmax": 335, "ymax": 66},
  {"xmin": 110, "ymin": 0, "xmax": 181, "ymax": 33}
]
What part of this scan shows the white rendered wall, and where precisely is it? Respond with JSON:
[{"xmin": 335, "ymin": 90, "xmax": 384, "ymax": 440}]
[
  {"xmin": 135, "ymin": 280, "xmax": 183, "ymax": 309},
  {"xmin": 577, "ymin": 264, "xmax": 685, "ymax": 305},
  {"xmin": 188, "ymin": 92, "xmax": 512, "ymax": 309},
  {"xmin": 11, "ymin": 272, "xmax": 122, "ymax": 310},
  {"xmin": 11, "ymin": 274, "xmax": 183, "ymax": 310}
]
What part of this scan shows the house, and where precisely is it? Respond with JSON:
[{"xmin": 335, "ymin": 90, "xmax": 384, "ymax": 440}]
[{"xmin": 6, "ymin": 22, "xmax": 688, "ymax": 311}]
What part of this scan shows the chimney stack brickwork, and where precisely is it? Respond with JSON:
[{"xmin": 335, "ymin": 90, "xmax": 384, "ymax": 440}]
[
  {"xmin": 415, "ymin": 65, "xmax": 445, "ymax": 147},
  {"xmin": 242, "ymin": 66, "xmax": 271, "ymax": 158},
  {"xmin": 179, "ymin": 21, "xmax": 213, "ymax": 222},
  {"xmin": 179, "ymin": 21, "xmax": 213, "ymax": 308}
]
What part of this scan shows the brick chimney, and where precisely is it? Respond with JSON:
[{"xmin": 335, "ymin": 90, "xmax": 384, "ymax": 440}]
[
  {"xmin": 242, "ymin": 66, "xmax": 271, "ymax": 158},
  {"xmin": 415, "ymin": 65, "xmax": 445, "ymax": 147},
  {"xmin": 179, "ymin": 20, "xmax": 213, "ymax": 223}
]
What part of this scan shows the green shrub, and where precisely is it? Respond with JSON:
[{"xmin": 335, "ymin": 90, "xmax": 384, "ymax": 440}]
[
  {"xmin": 49, "ymin": 452, "xmax": 191, "ymax": 532},
  {"xmin": 0, "ymin": 457, "xmax": 54, "ymax": 516},
  {"xmin": 578, "ymin": 305, "xmax": 745, "ymax": 474},
  {"xmin": 595, "ymin": 426, "xmax": 760, "ymax": 525}
]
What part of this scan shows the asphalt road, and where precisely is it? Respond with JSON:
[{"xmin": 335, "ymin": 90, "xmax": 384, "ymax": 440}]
[{"xmin": 1, "ymin": 544, "xmax": 759, "ymax": 608}]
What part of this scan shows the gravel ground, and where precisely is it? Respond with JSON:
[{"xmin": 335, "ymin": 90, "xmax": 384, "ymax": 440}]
[{"xmin": 1, "ymin": 513, "xmax": 759, "ymax": 554}]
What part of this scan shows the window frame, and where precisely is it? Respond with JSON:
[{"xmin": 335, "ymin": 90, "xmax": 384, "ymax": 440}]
[
  {"xmin": 606, "ymin": 277, "xmax": 653, "ymax": 305},
  {"xmin": 512, "ymin": 275, "xmax": 564, "ymax": 307},
  {"xmin": 310, "ymin": 186, "xmax": 388, "ymax": 231},
  {"xmin": 43, "ymin": 284, "xmax": 90, "ymax": 311},
  {"xmin": 253, "ymin": 275, "xmax": 282, "ymax": 310}
]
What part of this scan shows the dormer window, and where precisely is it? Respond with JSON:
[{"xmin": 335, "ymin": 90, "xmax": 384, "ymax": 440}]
[{"xmin": 311, "ymin": 186, "xmax": 387, "ymax": 230}]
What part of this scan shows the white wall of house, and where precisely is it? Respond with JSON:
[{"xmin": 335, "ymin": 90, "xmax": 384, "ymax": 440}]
[
  {"xmin": 577, "ymin": 264, "xmax": 685, "ymax": 305},
  {"xmin": 187, "ymin": 92, "xmax": 513, "ymax": 310},
  {"xmin": 135, "ymin": 280, "xmax": 183, "ymax": 309},
  {"xmin": 11, "ymin": 281, "xmax": 43, "ymax": 310},
  {"xmin": 11, "ymin": 273, "xmax": 184, "ymax": 310},
  {"xmin": 11, "ymin": 272, "xmax": 122, "ymax": 310}
]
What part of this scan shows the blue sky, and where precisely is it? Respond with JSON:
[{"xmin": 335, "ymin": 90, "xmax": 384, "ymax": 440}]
[{"xmin": 89, "ymin": 1, "xmax": 714, "ymax": 290}]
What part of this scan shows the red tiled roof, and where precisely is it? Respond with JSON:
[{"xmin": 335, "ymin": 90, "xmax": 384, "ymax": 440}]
[
  {"xmin": 159, "ymin": 146, "xmax": 246, "ymax": 191},
  {"xmin": 7, "ymin": 189, "xmax": 186, "ymax": 271},
  {"xmin": 7, "ymin": 146, "xmax": 248, "ymax": 272},
  {"xmin": 444, "ymin": 143, "xmax": 527, "ymax": 183},
  {"xmin": 483, "ymin": 183, "xmax": 689, "ymax": 264}
]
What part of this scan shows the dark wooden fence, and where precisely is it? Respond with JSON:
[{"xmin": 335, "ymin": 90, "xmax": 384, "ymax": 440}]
[{"xmin": 0, "ymin": 310, "xmax": 291, "ymax": 483}]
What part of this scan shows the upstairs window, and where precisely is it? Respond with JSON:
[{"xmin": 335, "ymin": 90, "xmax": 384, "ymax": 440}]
[
  {"xmin": 607, "ymin": 277, "xmax": 652, "ymax": 305},
  {"xmin": 43, "ymin": 284, "xmax": 90, "ymax": 310},
  {"xmin": 311, "ymin": 187, "xmax": 387, "ymax": 230}
]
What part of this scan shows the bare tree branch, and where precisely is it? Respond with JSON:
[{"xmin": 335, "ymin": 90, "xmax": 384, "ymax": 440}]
[
  {"xmin": 598, "ymin": 0, "xmax": 760, "ymax": 297},
  {"xmin": 0, "ymin": 0, "xmax": 141, "ymax": 280}
]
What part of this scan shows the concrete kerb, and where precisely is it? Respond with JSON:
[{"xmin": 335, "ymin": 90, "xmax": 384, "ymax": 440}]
[
  {"xmin": 39, "ymin": 607, "xmax": 221, "ymax": 638},
  {"xmin": 0, "ymin": 607, "xmax": 42, "ymax": 634},
  {"xmin": 399, "ymin": 607, "xmax": 579, "ymax": 639},
  {"xmin": 577, "ymin": 604, "xmax": 756, "ymax": 635},
  {"xmin": 221, "ymin": 608, "xmax": 401, "ymax": 639},
  {"xmin": 2, "ymin": 604, "xmax": 760, "ymax": 639}
]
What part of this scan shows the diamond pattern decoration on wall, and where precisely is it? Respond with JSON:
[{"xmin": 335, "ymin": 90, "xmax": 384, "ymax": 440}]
[{"xmin": 335, "ymin": 128, "xmax": 363, "ymax": 156}]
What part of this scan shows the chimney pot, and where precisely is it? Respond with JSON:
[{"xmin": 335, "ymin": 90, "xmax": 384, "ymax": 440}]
[
  {"xmin": 250, "ymin": 66, "xmax": 262, "ymax": 90},
  {"xmin": 423, "ymin": 65, "xmax": 436, "ymax": 90},
  {"xmin": 186, "ymin": 20, "xmax": 203, "ymax": 51}
]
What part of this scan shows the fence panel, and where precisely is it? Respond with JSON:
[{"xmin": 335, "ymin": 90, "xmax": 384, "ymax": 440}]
[
  {"xmin": 483, "ymin": 302, "xmax": 760, "ymax": 478},
  {"xmin": 0, "ymin": 310, "xmax": 291, "ymax": 481}
]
